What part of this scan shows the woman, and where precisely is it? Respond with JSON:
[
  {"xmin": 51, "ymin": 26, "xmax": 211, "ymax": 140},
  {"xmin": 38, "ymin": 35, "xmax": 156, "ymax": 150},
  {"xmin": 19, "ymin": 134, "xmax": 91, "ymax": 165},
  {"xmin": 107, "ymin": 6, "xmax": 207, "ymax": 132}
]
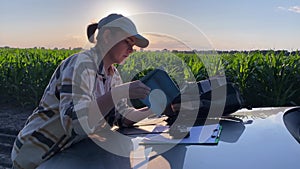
[{"xmin": 11, "ymin": 13, "xmax": 154, "ymax": 169}]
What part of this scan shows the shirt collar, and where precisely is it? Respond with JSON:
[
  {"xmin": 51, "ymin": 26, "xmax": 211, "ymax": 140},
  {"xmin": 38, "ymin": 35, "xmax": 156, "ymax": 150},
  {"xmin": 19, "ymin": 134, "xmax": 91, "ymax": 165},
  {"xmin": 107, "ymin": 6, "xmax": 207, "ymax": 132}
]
[{"xmin": 91, "ymin": 48, "xmax": 115, "ymax": 77}]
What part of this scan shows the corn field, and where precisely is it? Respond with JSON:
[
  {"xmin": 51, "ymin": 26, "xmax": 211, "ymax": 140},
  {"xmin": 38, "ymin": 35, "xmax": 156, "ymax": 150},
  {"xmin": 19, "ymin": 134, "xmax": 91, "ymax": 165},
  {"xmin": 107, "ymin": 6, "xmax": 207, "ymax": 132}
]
[
  {"xmin": 0, "ymin": 47, "xmax": 299, "ymax": 107},
  {"xmin": 0, "ymin": 48, "xmax": 79, "ymax": 106}
]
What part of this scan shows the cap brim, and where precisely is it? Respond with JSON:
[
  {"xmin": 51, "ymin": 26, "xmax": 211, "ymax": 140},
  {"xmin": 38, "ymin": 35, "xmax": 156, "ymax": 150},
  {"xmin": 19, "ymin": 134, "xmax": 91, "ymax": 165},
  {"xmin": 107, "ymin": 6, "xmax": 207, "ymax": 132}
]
[{"xmin": 134, "ymin": 34, "xmax": 149, "ymax": 48}]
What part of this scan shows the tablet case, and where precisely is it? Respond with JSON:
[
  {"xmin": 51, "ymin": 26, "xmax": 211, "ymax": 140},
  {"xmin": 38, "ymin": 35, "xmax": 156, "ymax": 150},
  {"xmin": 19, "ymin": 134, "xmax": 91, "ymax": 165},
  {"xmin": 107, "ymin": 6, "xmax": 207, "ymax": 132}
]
[{"xmin": 139, "ymin": 69, "xmax": 180, "ymax": 115}]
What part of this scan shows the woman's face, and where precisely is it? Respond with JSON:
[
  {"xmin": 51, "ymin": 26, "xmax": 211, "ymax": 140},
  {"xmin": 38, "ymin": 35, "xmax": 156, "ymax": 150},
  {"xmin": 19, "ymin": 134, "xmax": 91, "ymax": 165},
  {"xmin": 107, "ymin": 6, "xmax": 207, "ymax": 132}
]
[{"xmin": 106, "ymin": 30, "xmax": 135, "ymax": 65}]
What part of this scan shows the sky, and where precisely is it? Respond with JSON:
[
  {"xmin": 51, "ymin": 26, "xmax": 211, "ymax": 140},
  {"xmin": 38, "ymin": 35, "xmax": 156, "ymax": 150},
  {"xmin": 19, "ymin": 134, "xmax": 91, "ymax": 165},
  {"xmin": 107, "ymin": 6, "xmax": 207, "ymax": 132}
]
[{"xmin": 1, "ymin": 0, "xmax": 299, "ymax": 51}]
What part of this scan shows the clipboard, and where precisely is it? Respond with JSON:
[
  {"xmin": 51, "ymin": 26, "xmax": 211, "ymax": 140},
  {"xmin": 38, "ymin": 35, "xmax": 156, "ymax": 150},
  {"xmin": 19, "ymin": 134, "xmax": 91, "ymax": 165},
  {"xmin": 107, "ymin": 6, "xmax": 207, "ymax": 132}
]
[{"xmin": 122, "ymin": 124, "xmax": 222, "ymax": 145}]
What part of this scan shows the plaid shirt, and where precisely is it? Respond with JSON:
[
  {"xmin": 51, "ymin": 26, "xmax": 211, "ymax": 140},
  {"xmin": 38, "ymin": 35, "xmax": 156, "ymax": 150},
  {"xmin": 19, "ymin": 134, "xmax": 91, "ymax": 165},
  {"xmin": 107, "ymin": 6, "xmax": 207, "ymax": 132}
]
[{"xmin": 11, "ymin": 47, "xmax": 135, "ymax": 169}]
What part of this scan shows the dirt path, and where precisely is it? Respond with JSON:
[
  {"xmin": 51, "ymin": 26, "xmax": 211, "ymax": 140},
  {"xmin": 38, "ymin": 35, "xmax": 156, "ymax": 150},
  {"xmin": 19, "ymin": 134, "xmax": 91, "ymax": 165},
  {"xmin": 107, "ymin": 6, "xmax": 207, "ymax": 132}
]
[{"xmin": 0, "ymin": 103, "xmax": 33, "ymax": 168}]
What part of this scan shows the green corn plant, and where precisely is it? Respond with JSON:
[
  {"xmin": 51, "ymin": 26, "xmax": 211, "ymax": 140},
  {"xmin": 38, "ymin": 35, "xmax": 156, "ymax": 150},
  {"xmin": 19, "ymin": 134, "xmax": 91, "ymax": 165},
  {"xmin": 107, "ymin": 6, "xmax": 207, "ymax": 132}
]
[
  {"xmin": 1, "ymin": 48, "xmax": 299, "ymax": 107},
  {"xmin": 254, "ymin": 51, "xmax": 300, "ymax": 106}
]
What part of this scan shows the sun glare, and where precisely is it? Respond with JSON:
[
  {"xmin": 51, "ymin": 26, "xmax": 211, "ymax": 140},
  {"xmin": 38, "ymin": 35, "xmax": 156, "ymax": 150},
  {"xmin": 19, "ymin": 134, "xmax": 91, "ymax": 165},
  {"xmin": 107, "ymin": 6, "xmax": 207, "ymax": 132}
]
[
  {"xmin": 98, "ymin": 1, "xmax": 136, "ymax": 17},
  {"xmin": 103, "ymin": 8, "xmax": 131, "ymax": 17}
]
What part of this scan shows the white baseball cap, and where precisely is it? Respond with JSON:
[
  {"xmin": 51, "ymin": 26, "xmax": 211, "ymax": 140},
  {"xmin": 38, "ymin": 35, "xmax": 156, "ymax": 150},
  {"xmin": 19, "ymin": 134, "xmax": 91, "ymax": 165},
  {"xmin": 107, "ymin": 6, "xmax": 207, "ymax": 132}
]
[{"xmin": 98, "ymin": 14, "xmax": 149, "ymax": 48}]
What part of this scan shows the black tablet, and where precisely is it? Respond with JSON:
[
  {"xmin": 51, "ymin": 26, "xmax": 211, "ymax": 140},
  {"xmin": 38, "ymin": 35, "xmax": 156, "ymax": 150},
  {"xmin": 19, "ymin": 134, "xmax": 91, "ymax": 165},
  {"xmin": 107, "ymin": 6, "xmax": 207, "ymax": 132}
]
[{"xmin": 140, "ymin": 69, "xmax": 180, "ymax": 115}]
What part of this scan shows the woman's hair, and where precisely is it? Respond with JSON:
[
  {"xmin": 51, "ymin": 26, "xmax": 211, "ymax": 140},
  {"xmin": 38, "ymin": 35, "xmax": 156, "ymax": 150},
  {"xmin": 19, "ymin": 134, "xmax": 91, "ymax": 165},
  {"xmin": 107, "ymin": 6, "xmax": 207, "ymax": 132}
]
[
  {"xmin": 87, "ymin": 23, "xmax": 123, "ymax": 43},
  {"xmin": 87, "ymin": 23, "xmax": 98, "ymax": 43}
]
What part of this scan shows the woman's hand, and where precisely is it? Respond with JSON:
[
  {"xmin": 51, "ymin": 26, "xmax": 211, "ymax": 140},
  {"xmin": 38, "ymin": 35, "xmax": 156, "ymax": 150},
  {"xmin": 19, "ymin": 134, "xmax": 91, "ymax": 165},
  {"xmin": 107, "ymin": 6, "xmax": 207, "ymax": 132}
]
[
  {"xmin": 128, "ymin": 80, "xmax": 151, "ymax": 99},
  {"xmin": 111, "ymin": 80, "xmax": 151, "ymax": 101}
]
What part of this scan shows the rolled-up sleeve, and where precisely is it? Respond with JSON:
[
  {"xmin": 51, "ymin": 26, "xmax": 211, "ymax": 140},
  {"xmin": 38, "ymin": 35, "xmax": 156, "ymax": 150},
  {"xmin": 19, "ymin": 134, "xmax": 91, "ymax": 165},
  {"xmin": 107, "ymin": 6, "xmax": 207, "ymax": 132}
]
[{"xmin": 108, "ymin": 70, "xmax": 136, "ymax": 127}]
